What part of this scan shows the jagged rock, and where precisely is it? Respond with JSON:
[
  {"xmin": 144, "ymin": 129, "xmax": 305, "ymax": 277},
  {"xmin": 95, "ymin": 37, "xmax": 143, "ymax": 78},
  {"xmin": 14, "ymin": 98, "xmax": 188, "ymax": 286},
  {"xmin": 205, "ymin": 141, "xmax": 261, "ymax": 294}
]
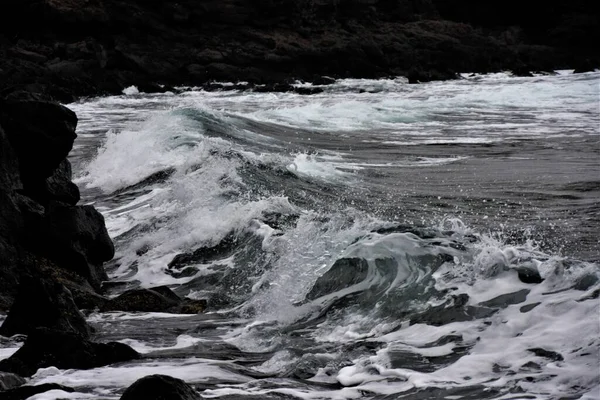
[
  {"xmin": 40, "ymin": 202, "xmax": 114, "ymax": 291},
  {"xmin": 0, "ymin": 328, "xmax": 139, "ymax": 377},
  {"xmin": 0, "ymin": 372, "xmax": 25, "ymax": 391},
  {"xmin": 528, "ymin": 347, "xmax": 564, "ymax": 362},
  {"xmin": 0, "ymin": 383, "xmax": 75, "ymax": 400},
  {"xmin": 0, "ymin": 275, "xmax": 91, "ymax": 338},
  {"xmin": 168, "ymin": 235, "xmax": 238, "ymax": 269},
  {"xmin": 45, "ymin": 159, "xmax": 80, "ymax": 205},
  {"xmin": 120, "ymin": 375, "xmax": 200, "ymax": 400},
  {"xmin": 0, "ymin": 100, "xmax": 77, "ymax": 198},
  {"xmin": 102, "ymin": 286, "xmax": 206, "ymax": 314}
]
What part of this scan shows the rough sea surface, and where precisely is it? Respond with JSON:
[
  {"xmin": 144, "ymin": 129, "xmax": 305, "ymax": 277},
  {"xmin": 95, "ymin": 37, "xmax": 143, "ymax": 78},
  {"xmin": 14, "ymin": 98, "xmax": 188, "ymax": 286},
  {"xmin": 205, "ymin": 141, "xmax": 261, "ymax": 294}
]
[{"xmin": 3, "ymin": 71, "xmax": 599, "ymax": 399}]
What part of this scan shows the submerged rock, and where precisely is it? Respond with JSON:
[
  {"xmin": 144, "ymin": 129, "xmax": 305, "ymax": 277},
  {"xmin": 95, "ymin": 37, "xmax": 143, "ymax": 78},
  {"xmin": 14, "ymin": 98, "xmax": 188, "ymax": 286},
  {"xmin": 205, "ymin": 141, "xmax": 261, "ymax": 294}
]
[
  {"xmin": 0, "ymin": 328, "xmax": 139, "ymax": 377},
  {"xmin": 0, "ymin": 100, "xmax": 76, "ymax": 200},
  {"xmin": 120, "ymin": 375, "xmax": 200, "ymax": 400},
  {"xmin": 102, "ymin": 286, "xmax": 206, "ymax": 314},
  {"xmin": 0, "ymin": 275, "xmax": 91, "ymax": 338}
]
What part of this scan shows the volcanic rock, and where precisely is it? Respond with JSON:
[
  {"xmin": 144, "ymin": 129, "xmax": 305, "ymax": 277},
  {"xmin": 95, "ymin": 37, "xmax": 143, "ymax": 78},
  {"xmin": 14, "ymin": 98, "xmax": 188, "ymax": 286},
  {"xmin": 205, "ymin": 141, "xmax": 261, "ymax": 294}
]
[
  {"xmin": 0, "ymin": 328, "xmax": 139, "ymax": 377},
  {"xmin": 120, "ymin": 375, "xmax": 200, "ymax": 400},
  {"xmin": 0, "ymin": 275, "xmax": 91, "ymax": 338}
]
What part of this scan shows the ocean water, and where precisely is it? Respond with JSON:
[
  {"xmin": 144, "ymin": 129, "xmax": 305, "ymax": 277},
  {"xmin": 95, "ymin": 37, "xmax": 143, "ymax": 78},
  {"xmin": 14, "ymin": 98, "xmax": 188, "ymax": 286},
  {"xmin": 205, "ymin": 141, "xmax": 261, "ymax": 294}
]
[{"xmin": 3, "ymin": 71, "xmax": 600, "ymax": 399}]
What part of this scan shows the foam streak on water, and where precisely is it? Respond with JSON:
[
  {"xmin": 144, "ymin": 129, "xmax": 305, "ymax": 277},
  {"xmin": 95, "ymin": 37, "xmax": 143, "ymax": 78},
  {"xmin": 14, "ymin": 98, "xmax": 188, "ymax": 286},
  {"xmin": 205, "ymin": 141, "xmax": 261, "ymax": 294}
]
[{"xmin": 4, "ymin": 71, "xmax": 598, "ymax": 400}]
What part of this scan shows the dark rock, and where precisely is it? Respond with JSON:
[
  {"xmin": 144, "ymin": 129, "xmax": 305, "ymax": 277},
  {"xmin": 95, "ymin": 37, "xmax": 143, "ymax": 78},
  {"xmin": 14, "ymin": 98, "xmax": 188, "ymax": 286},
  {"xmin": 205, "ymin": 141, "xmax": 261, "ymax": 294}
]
[
  {"xmin": 0, "ymin": 383, "xmax": 74, "ymax": 400},
  {"xmin": 0, "ymin": 328, "xmax": 139, "ymax": 377},
  {"xmin": 0, "ymin": 100, "xmax": 77, "ymax": 196},
  {"xmin": 311, "ymin": 76, "xmax": 337, "ymax": 86},
  {"xmin": 527, "ymin": 347, "xmax": 564, "ymax": 362},
  {"xmin": 121, "ymin": 375, "xmax": 200, "ymax": 400},
  {"xmin": 45, "ymin": 159, "xmax": 80, "ymax": 205},
  {"xmin": 479, "ymin": 289, "xmax": 530, "ymax": 308},
  {"xmin": 515, "ymin": 266, "xmax": 543, "ymax": 284},
  {"xmin": 102, "ymin": 287, "xmax": 179, "ymax": 313},
  {"xmin": 573, "ymin": 59, "xmax": 596, "ymax": 74},
  {"xmin": 294, "ymin": 87, "xmax": 325, "ymax": 95},
  {"xmin": 407, "ymin": 68, "xmax": 458, "ymax": 83},
  {"xmin": 511, "ymin": 66, "xmax": 534, "ymax": 77},
  {"xmin": 40, "ymin": 202, "xmax": 114, "ymax": 290},
  {"xmin": 7, "ymin": 48, "xmax": 48, "ymax": 64},
  {"xmin": 102, "ymin": 286, "xmax": 206, "ymax": 314},
  {"xmin": 0, "ymin": 275, "xmax": 91, "ymax": 338},
  {"xmin": 168, "ymin": 235, "xmax": 238, "ymax": 269},
  {"xmin": 0, "ymin": 372, "xmax": 25, "ymax": 391},
  {"xmin": 519, "ymin": 302, "xmax": 541, "ymax": 313}
]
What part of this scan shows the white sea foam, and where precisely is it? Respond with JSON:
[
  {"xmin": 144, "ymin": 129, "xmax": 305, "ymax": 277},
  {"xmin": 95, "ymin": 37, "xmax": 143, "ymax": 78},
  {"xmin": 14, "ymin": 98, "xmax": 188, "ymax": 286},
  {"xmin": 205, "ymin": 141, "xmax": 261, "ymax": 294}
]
[
  {"xmin": 0, "ymin": 346, "xmax": 20, "ymax": 361},
  {"xmin": 286, "ymin": 153, "xmax": 352, "ymax": 182},
  {"xmin": 118, "ymin": 334, "xmax": 202, "ymax": 354},
  {"xmin": 121, "ymin": 86, "xmax": 139, "ymax": 96}
]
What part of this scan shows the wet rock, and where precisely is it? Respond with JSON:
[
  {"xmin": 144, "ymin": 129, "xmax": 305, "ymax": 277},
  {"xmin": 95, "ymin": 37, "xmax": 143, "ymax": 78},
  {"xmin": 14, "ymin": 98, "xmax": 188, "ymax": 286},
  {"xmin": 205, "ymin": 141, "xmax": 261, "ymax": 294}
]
[
  {"xmin": 0, "ymin": 328, "xmax": 139, "ymax": 377},
  {"xmin": 120, "ymin": 375, "xmax": 200, "ymax": 400},
  {"xmin": 168, "ymin": 235, "xmax": 238, "ymax": 269},
  {"xmin": 0, "ymin": 275, "xmax": 91, "ymax": 338},
  {"xmin": 528, "ymin": 347, "xmax": 564, "ymax": 362},
  {"xmin": 102, "ymin": 287, "xmax": 178, "ymax": 312},
  {"xmin": 311, "ymin": 76, "xmax": 336, "ymax": 86},
  {"xmin": 0, "ymin": 372, "xmax": 25, "ymax": 391},
  {"xmin": 511, "ymin": 66, "xmax": 534, "ymax": 77},
  {"xmin": 515, "ymin": 266, "xmax": 543, "ymax": 284},
  {"xmin": 102, "ymin": 286, "xmax": 206, "ymax": 314},
  {"xmin": 305, "ymin": 258, "xmax": 369, "ymax": 301},
  {"xmin": 519, "ymin": 302, "xmax": 540, "ymax": 313},
  {"xmin": 479, "ymin": 289, "xmax": 530, "ymax": 308},
  {"xmin": 0, "ymin": 383, "xmax": 74, "ymax": 400}
]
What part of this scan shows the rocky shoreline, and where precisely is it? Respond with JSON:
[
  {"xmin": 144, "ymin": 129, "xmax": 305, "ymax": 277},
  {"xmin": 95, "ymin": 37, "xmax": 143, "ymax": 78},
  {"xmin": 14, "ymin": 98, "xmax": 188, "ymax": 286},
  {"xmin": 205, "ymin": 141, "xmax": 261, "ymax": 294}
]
[
  {"xmin": 1, "ymin": 0, "xmax": 598, "ymax": 102},
  {"xmin": 0, "ymin": 95, "xmax": 205, "ymax": 397}
]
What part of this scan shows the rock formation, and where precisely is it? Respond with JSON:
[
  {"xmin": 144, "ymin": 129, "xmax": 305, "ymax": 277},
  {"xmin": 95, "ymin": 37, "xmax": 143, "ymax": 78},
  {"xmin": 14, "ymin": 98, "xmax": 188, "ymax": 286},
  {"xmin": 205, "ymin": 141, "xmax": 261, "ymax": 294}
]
[{"xmin": 0, "ymin": 0, "xmax": 597, "ymax": 101}]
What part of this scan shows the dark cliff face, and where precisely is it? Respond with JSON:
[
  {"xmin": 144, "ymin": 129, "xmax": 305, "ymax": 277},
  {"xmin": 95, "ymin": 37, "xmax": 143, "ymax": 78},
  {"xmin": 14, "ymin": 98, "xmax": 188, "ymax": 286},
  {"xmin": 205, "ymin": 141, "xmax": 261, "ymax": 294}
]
[
  {"xmin": 0, "ymin": 97, "xmax": 114, "ymax": 310},
  {"xmin": 0, "ymin": 0, "xmax": 597, "ymax": 100}
]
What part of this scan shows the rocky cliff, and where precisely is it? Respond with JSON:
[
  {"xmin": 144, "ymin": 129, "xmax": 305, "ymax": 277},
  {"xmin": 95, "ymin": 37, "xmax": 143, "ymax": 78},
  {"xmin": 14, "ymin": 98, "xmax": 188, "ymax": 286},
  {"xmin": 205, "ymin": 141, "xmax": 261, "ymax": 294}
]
[
  {"xmin": 0, "ymin": 94, "xmax": 114, "ymax": 310},
  {"xmin": 0, "ymin": 0, "xmax": 597, "ymax": 101}
]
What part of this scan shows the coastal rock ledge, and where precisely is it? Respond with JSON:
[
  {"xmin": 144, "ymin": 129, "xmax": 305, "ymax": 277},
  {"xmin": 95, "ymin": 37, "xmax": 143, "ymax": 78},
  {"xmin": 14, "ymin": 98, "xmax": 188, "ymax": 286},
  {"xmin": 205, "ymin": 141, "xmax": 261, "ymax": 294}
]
[{"xmin": 0, "ymin": 96, "xmax": 114, "ymax": 311}]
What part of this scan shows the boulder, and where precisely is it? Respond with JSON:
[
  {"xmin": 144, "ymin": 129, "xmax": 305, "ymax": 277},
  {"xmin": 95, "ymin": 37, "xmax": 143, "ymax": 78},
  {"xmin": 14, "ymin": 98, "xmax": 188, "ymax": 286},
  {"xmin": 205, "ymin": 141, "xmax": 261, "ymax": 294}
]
[
  {"xmin": 0, "ymin": 275, "xmax": 91, "ymax": 338},
  {"xmin": 0, "ymin": 372, "xmax": 25, "ymax": 391},
  {"xmin": 102, "ymin": 286, "xmax": 206, "ymax": 314},
  {"xmin": 40, "ymin": 202, "xmax": 114, "ymax": 290},
  {"xmin": 0, "ymin": 100, "xmax": 77, "ymax": 198},
  {"xmin": 121, "ymin": 375, "xmax": 200, "ymax": 400},
  {"xmin": 0, "ymin": 328, "xmax": 139, "ymax": 377}
]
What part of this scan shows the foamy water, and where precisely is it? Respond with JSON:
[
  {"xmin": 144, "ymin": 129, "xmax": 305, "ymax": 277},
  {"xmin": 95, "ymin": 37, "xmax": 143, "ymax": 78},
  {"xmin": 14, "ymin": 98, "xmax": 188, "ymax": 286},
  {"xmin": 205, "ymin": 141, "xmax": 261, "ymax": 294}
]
[{"xmin": 3, "ymin": 71, "xmax": 598, "ymax": 399}]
